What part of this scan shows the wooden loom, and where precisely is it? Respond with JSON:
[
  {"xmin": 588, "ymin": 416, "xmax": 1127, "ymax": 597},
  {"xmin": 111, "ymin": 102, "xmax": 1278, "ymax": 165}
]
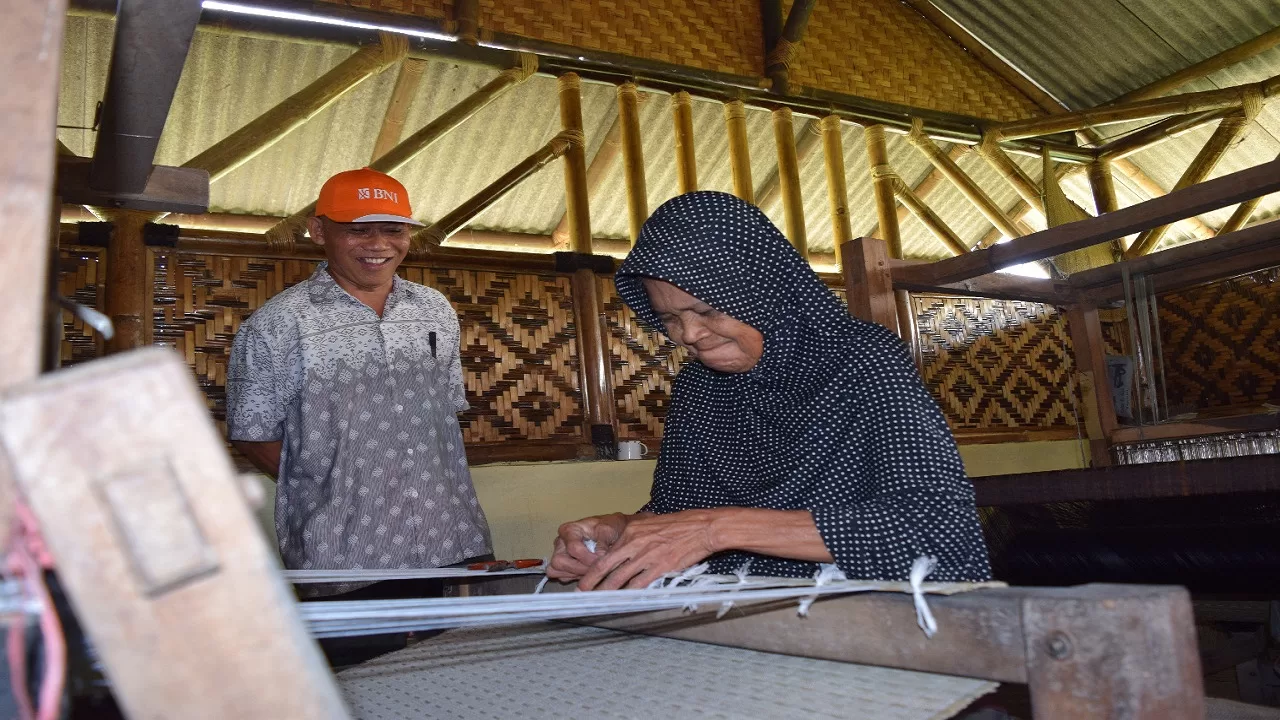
[{"xmin": 9, "ymin": 1, "xmax": 1280, "ymax": 718}]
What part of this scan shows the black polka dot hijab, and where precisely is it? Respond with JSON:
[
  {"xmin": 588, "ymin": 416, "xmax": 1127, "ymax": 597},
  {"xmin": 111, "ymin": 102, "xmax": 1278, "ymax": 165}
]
[{"xmin": 614, "ymin": 191, "xmax": 991, "ymax": 583}]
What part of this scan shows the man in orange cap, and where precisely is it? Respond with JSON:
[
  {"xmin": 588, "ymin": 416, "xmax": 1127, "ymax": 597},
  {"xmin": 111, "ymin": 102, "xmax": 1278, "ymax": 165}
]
[{"xmin": 226, "ymin": 169, "xmax": 492, "ymax": 659}]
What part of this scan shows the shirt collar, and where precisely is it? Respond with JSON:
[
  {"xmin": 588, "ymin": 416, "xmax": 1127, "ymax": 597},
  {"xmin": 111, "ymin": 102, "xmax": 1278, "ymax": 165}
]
[{"xmin": 307, "ymin": 261, "xmax": 410, "ymax": 311}]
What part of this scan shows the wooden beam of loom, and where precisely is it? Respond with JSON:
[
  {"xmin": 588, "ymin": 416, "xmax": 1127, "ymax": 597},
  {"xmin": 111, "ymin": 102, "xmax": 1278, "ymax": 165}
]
[
  {"xmin": 1074, "ymin": 218, "xmax": 1280, "ymax": 304},
  {"xmin": 369, "ymin": 57, "xmax": 427, "ymax": 163},
  {"xmin": 582, "ymin": 584, "xmax": 1205, "ymax": 719},
  {"xmin": 970, "ymin": 452, "xmax": 1280, "ymax": 507},
  {"xmin": 992, "ymin": 74, "xmax": 1279, "ymax": 142},
  {"xmin": 1109, "ymin": 26, "xmax": 1280, "ymax": 105},
  {"xmin": 552, "ymin": 114, "xmax": 622, "ymax": 249},
  {"xmin": 267, "ymin": 54, "xmax": 537, "ymax": 246},
  {"xmin": 896, "ymin": 157, "xmax": 1280, "ymax": 285},
  {"xmin": 412, "ymin": 132, "xmax": 575, "ymax": 249},
  {"xmin": 183, "ymin": 32, "xmax": 408, "ymax": 182}
]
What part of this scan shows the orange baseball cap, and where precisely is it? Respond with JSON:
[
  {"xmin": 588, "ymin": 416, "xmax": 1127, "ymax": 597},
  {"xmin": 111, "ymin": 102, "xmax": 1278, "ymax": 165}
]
[{"xmin": 315, "ymin": 168, "xmax": 424, "ymax": 225}]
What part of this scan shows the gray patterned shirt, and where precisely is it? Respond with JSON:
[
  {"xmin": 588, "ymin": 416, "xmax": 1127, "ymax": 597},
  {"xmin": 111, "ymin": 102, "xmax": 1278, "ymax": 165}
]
[{"xmin": 226, "ymin": 263, "xmax": 491, "ymax": 579}]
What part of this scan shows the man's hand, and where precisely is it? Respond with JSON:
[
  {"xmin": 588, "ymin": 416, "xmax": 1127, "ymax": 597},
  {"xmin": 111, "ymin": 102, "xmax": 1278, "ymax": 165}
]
[
  {"xmin": 577, "ymin": 509, "xmax": 722, "ymax": 591},
  {"xmin": 546, "ymin": 512, "xmax": 631, "ymax": 582}
]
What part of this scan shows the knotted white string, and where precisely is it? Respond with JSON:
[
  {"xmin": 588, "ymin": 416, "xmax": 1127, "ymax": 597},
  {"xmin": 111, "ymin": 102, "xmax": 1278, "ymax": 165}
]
[{"xmin": 910, "ymin": 556, "xmax": 939, "ymax": 638}]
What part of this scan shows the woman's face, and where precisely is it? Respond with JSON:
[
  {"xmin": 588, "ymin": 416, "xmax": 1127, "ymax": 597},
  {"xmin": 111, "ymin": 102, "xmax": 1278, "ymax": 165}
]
[{"xmin": 642, "ymin": 278, "xmax": 764, "ymax": 373}]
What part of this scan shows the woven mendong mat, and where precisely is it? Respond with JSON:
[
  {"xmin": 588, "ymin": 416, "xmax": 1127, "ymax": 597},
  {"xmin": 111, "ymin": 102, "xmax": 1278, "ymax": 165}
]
[{"xmin": 338, "ymin": 622, "xmax": 996, "ymax": 719}]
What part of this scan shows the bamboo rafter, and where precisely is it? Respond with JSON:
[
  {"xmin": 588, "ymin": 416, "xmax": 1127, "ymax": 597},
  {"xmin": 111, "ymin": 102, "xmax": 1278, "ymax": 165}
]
[{"xmin": 906, "ymin": 119, "xmax": 1021, "ymax": 239}]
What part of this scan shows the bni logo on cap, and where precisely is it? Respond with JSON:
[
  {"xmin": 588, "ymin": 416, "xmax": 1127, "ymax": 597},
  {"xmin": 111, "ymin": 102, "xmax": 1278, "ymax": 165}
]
[{"xmin": 357, "ymin": 187, "xmax": 399, "ymax": 202}]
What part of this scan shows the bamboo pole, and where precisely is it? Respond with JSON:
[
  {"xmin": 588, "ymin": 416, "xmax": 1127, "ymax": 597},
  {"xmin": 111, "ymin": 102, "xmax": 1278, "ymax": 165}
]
[
  {"xmin": 1126, "ymin": 109, "xmax": 1257, "ymax": 257},
  {"xmin": 559, "ymin": 73, "xmax": 593, "ymax": 254},
  {"xmin": 97, "ymin": 208, "xmax": 162, "ymax": 353},
  {"xmin": 1111, "ymin": 158, "xmax": 1214, "ymax": 239},
  {"xmin": 184, "ymin": 32, "xmax": 408, "ymax": 182},
  {"xmin": 765, "ymin": 0, "xmax": 817, "ymax": 95},
  {"xmin": 1110, "ymin": 27, "xmax": 1280, "ymax": 104},
  {"xmin": 552, "ymin": 115, "xmax": 621, "ymax": 249},
  {"xmin": 725, "ymin": 100, "xmax": 754, "ymax": 203},
  {"xmin": 993, "ymin": 75, "xmax": 1277, "ymax": 141},
  {"xmin": 672, "ymin": 91, "xmax": 697, "ymax": 193},
  {"xmin": 617, "ymin": 83, "xmax": 647, "ymax": 245},
  {"xmin": 892, "ymin": 178, "xmax": 969, "ymax": 256},
  {"xmin": 454, "ymin": 0, "xmax": 479, "ymax": 45},
  {"xmin": 907, "ymin": 119, "xmax": 1021, "ymax": 238},
  {"xmin": 412, "ymin": 132, "xmax": 574, "ymax": 248},
  {"xmin": 1088, "ymin": 160, "xmax": 1118, "ymax": 215},
  {"xmin": 773, "ymin": 107, "xmax": 807, "ymax": 257},
  {"xmin": 820, "ymin": 115, "xmax": 851, "ymax": 263},
  {"xmin": 266, "ymin": 54, "xmax": 538, "ymax": 246},
  {"xmin": 756, "ymin": 120, "xmax": 821, "ymax": 210},
  {"xmin": 865, "ymin": 125, "xmax": 901, "ymax": 258},
  {"xmin": 975, "ymin": 133, "xmax": 1045, "ymax": 215},
  {"xmin": 1217, "ymin": 197, "xmax": 1261, "ymax": 236},
  {"xmin": 868, "ymin": 145, "xmax": 967, "ymax": 238},
  {"xmin": 1096, "ymin": 109, "xmax": 1233, "ymax": 162},
  {"xmin": 370, "ymin": 58, "xmax": 427, "ymax": 162}
]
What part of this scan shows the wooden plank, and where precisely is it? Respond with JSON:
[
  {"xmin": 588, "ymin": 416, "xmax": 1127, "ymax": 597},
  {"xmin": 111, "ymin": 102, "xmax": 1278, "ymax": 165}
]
[
  {"xmin": 582, "ymin": 583, "xmax": 1205, "ymax": 720},
  {"xmin": 891, "ymin": 272, "xmax": 1078, "ymax": 305},
  {"xmin": 896, "ymin": 158, "xmax": 1280, "ymax": 285},
  {"xmin": 970, "ymin": 453, "xmax": 1280, "ymax": 507},
  {"xmin": 0, "ymin": 349, "xmax": 350, "ymax": 720},
  {"xmin": 841, "ymin": 237, "xmax": 898, "ymax": 331},
  {"xmin": 58, "ymin": 157, "xmax": 209, "ymax": 214},
  {"xmin": 1074, "ymin": 218, "xmax": 1280, "ymax": 303}
]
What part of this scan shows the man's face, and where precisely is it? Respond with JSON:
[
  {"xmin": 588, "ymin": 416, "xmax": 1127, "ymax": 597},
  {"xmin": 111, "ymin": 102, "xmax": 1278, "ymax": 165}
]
[
  {"xmin": 309, "ymin": 217, "xmax": 411, "ymax": 293},
  {"xmin": 642, "ymin": 278, "xmax": 764, "ymax": 373}
]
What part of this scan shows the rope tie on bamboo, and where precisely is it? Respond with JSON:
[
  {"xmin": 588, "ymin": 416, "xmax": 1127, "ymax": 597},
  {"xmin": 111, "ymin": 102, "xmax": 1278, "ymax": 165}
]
[
  {"xmin": 559, "ymin": 129, "xmax": 586, "ymax": 149},
  {"xmin": 267, "ymin": 215, "xmax": 307, "ymax": 251},
  {"xmin": 905, "ymin": 117, "xmax": 930, "ymax": 148},
  {"xmin": 1241, "ymin": 86, "xmax": 1265, "ymax": 124},
  {"xmin": 766, "ymin": 38, "xmax": 797, "ymax": 70},
  {"xmin": 870, "ymin": 163, "xmax": 899, "ymax": 182},
  {"xmin": 374, "ymin": 31, "xmax": 410, "ymax": 66},
  {"xmin": 501, "ymin": 52, "xmax": 539, "ymax": 83}
]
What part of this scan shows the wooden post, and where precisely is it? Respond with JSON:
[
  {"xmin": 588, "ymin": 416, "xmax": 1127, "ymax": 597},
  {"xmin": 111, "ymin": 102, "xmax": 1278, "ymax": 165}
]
[
  {"xmin": 184, "ymin": 32, "xmax": 408, "ymax": 182},
  {"xmin": 672, "ymin": 91, "xmax": 698, "ymax": 194},
  {"xmin": 1066, "ymin": 305, "xmax": 1117, "ymax": 467},
  {"xmin": 618, "ymin": 83, "xmax": 648, "ymax": 245},
  {"xmin": 819, "ymin": 115, "xmax": 851, "ymax": 264},
  {"xmin": 99, "ymin": 208, "xmax": 162, "ymax": 354},
  {"xmin": 841, "ymin": 237, "xmax": 898, "ymax": 330},
  {"xmin": 1087, "ymin": 160, "xmax": 1118, "ymax": 214},
  {"xmin": 1126, "ymin": 110, "xmax": 1256, "ymax": 258},
  {"xmin": 569, "ymin": 267, "xmax": 617, "ymax": 456},
  {"xmin": 906, "ymin": 121, "xmax": 1022, "ymax": 239},
  {"xmin": 552, "ymin": 116, "xmax": 622, "ymax": 248},
  {"xmin": 559, "ymin": 73, "xmax": 593, "ymax": 255},
  {"xmin": 370, "ymin": 58, "xmax": 428, "ymax": 163},
  {"xmin": 725, "ymin": 100, "xmax": 754, "ymax": 204},
  {"xmin": 772, "ymin": 107, "xmax": 807, "ymax": 257}
]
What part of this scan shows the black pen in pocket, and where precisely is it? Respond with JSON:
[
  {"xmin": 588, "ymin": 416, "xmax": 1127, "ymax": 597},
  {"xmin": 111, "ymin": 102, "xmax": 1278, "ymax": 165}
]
[{"xmin": 429, "ymin": 331, "xmax": 437, "ymax": 359}]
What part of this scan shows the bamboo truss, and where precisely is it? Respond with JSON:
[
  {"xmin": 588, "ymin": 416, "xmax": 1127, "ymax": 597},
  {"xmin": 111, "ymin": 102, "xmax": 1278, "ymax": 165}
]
[
  {"xmin": 772, "ymin": 107, "xmax": 807, "ymax": 257},
  {"xmin": 370, "ymin": 58, "xmax": 428, "ymax": 163},
  {"xmin": 617, "ymin": 83, "xmax": 647, "ymax": 245},
  {"xmin": 906, "ymin": 120, "xmax": 1021, "ymax": 239},
  {"xmin": 672, "ymin": 91, "xmax": 698, "ymax": 193},
  {"xmin": 725, "ymin": 101, "xmax": 754, "ymax": 204},
  {"xmin": 552, "ymin": 115, "xmax": 622, "ymax": 249},
  {"xmin": 558, "ymin": 73, "xmax": 593, "ymax": 255},
  {"xmin": 820, "ymin": 115, "xmax": 851, "ymax": 263}
]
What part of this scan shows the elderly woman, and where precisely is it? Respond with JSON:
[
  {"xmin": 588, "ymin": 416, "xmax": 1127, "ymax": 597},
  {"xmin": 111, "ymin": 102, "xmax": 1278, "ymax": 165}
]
[{"xmin": 548, "ymin": 191, "xmax": 990, "ymax": 591}]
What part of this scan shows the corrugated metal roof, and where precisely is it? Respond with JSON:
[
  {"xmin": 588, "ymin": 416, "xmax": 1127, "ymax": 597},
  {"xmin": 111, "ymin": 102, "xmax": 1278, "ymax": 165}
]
[
  {"xmin": 56, "ymin": 6, "xmax": 1280, "ymax": 263},
  {"xmin": 929, "ymin": 0, "xmax": 1280, "ymax": 251}
]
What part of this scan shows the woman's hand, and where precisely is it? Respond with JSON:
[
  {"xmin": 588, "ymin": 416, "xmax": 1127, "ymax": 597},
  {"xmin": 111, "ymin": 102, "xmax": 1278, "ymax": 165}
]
[
  {"xmin": 578, "ymin": 509, "xmax": 722, "ymax": 591},
  {"xmin": 547, "ymin": 512, "xmax": 632, "ymax": 581}
]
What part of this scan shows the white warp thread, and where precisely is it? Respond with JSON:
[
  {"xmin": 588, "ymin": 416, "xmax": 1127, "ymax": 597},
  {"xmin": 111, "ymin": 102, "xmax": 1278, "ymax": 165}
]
[
  {"xmin": 583, "ymin": 539, "xmax": 598, "ymax": 554},
  {"xmin": 717, "ymin": 560, "xmax": 755, "ymax": 618},
  {"xmin": 910, "ymin": 556, "xmax": 939, "ymax": 638},
  {"xmin": 798, "ymin": 563, "xmax": 848, "ymax": 617}
]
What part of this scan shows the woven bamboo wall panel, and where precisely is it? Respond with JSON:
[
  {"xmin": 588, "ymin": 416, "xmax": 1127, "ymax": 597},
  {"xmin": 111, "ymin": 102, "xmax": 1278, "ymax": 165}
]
[
  {"xmin": 914, "ymin": 295, "xmax": 1076, "ymax": 429},
  {"xmin": 781, "ymin": 0, "xmax": 1040, "ymax": 121},
  {"xmin": 1158, "ymin": 268, "xmax": 1280, "ymax": 410},
  {"xmin": 57, "ymin": 249, "xmax": 106, "ymax": 368},
  {"xmin": 601, "ymin": 277, "xmax": 686, "ymax": 440},
  {"xmin": 320, "ymin": 0, "xmax": 764, "ymax": 76},
  {"xmin": 404, "ymin": 268, "xmax": 583, "ymax": 443}
]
